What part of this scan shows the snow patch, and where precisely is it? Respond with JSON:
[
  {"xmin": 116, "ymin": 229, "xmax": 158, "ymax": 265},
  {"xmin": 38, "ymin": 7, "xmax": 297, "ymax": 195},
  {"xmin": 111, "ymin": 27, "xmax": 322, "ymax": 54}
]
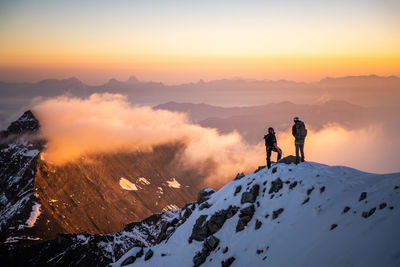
[
  {"xmin": 166, "ymin": 178, "xmax": 181, "ymax": 188},
  {"xmin": 25, "ymin": 203, "xmax": 41, "ymax": 227},
  {"xmin": 119, "ymin": 177, "xmax": 138, "ymax": 191},
  {"xmin": 138, "ymin": 177, "xmax": 151, "ymax": 185}
]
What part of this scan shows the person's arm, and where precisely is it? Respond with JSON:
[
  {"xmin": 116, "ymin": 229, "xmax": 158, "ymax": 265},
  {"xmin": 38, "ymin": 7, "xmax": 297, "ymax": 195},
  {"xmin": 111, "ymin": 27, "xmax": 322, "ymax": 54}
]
[{"xmin": 292, "ymin": 124, "xmax": 296, "ymax": 137}]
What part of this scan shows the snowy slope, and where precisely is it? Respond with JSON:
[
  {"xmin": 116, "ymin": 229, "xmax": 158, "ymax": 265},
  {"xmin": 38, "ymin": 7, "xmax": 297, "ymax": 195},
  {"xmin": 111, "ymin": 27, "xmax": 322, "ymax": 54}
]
[{"xmin": 112, "ymin": 161, "xmax": 400, "ymax": 267}]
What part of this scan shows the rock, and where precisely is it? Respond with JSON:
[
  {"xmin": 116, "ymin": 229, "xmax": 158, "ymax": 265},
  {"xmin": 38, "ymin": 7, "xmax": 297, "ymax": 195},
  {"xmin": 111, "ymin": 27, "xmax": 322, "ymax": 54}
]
[
  {"xmin": 389, "ymin": 206, "xmax": 394, "ymax": 210},
  {"xmin": 256, "ymin": 249, "xmax": 264, "ymax": 254},
  {"xmin": 241, "ymin": 184, "xmax": 260, "ymax": 204},
  {"xmin": 197, "ymin": 188, "xmax": 215, "ymax": 204},
  {"xmin": 190, "ymin": 206, "xmax": 239, "ymax": 242},
  {"xmin": 302, "ymin": 197, "xmax": 310, "ymax": 205},
  {"xmin": 255, "ymin": 219, "xmax": 262, "ymax": 230},
  {"xmin": 272, "ymin": 167, "xmax": 278, "ymax": 174},
  {"xmin": 320, "ymin": 186, "xmax": 326, "ymax": 193},
  {"xmin": 135, "ymin": 248, "xmax": 144, "ymax": 258},
  {"xmin": 221, "ymin": 257, "xmax": 235, "ymax": 267},
  {"xmin": 236, "ymin": 205, "xmax": 255, "ymax": 232},
  {"xmin": 269, "ymin": 178, "xmax": 283, "ymax": 194},
  {"xmin": 189, "ymin": 215, "xmax": 208, "ymax": 242},
  {"xmin": 307, "ymin": 186, "xmax": 314, "ymax": 195},
  {"xmin": 234, "ymin": 172, "xmax": 245, "ymax": 180},
  {"xmin": 234, "ymin": 185, "xmax": 242, "ymax": 196},
  {"xmin": 207, "ymin": 211, "xmax": 228, "ymax": 234},
  {"xmin": 255, "ymin": 166, "xmax": 266, "ymax": 173},
  {"xmin": 121, "ymin": 256, "xmax": 136, "ymax": 266},
  {"xmin": 342, "ymin": 206, "xmax": 351, "ymax": 213},
  {"xmin": 183, "ymin": 208, "xmax": 192, "ymax": 220},
  {"xmin": 204, "ymin": 235, "xmax": 220, "ymax": 251},
  {"xmin": 144, "ymin": 249, "xmax": 153, "ymax": 261},
  {"xmin": 379, "ymin": 203, "xmax": 387, "ymax": 209},
  {"xmin": 272, "ymin": 208, "xmax": 284, "ymax": 220},
  {"xmin": 362, "ymin": 207, "xmax": 376, "ymax": 218},
  {"xmin": 278, "ymin": 155, "xmax": 297, "ymax": 164},
  {"xmin": 223, "ymin": 247, "xmax": 229, "ymax": 254},
  {"xmin": 394, "ymin": 185, "xmax": 399, "ymax": 190},
  {"xmin": 359, "ymin": 192, "xmax": 367, "ymax": 201},
  {"xmin": 289, "ymin": 181, "xmax": 297, "ymax": 190},
  {"xmin": 193, "ymin": 248, "xmax": 210, "ymax": 267},
  {"xmin": 330, "ymin": 224, "xmax": 338, "ymax": 230},
  {"xmin": 199, "ymin": 202, "xmax": 212, "ymax": 210}
]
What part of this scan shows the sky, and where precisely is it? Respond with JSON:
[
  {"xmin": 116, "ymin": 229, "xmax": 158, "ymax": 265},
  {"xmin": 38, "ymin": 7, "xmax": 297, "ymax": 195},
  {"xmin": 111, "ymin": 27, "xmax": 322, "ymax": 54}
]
[{"xmin": 0, "ymin": 0, "xmax": 399, "ymax": 84}]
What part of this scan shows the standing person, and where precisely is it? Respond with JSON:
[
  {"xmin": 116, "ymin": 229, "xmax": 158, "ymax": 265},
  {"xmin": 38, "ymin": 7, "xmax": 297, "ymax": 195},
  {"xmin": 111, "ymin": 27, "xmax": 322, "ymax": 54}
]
[
  {"xmin": 264, "ymin": 127, "xmax": 282, "ymax": 169},
  {"xmin": 292, "ymin": 117, "xmax": 307, "ymax": 163}
]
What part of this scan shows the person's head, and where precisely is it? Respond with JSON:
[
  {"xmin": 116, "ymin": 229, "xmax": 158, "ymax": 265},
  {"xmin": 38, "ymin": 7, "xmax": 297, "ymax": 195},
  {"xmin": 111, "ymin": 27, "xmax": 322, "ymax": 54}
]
[
  {"xmin": 293, "ymin": 116, "xmax": 299, "ymax": 122},
  {"xmin": 268, "ymin": 127, "xmax": 274, "ymax": 134}
]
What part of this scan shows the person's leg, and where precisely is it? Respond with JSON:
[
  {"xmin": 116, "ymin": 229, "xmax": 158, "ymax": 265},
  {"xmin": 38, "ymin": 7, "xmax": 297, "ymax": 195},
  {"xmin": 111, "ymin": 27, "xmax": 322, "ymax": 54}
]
[
  {"xmin": 295, "ymin": 144, "xmax": 300, "ymax": 164},
  {"xmin": 267, "ymin": 149, "xmax": 272, "ymax": 169},
  {"xmin": 300, "ymin": 144, "xmax": 305, "ymax": 162},
  {"xmin": 277, "ymin": 148, "xmax": 282, "ymax": 161}
]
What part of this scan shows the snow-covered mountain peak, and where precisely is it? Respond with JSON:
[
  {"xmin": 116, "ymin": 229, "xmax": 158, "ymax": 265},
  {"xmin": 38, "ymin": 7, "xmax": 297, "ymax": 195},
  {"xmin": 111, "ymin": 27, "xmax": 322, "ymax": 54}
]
[{"xmin": 112, "ymin": 161, "xmax": 400, "ymax": 267}]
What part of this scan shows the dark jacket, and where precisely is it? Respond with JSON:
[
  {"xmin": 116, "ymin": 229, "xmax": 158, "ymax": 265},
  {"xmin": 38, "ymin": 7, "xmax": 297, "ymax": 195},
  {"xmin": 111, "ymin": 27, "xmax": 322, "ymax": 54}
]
[
  {"xmin": 264, "ymin": 133, "xmax": 277, "ymax": 150},
  {"xmin": 292, "ymin": 120, "xmax": 307, "ymax": 144}
]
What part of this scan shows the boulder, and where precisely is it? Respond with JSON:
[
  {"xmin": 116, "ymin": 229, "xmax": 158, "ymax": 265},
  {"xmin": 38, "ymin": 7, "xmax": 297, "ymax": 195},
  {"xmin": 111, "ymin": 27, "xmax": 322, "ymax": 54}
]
[
  {"xmin": 241, "ymin": 184, "xmax": 260, "ymax": 204},
  {"xmin": 272, "ymin": 208, "xmax": 284, "ymax": 220},
  {"xmin": 278, "ymin": 155, "xmax": 297, "ymax": 165},
  {"xmin": 269, "ymin": 178, "xmax": 283, "ymax": 194},
  {"xmin": 144, "ymin": 249, "xmax": 153, "ymax": 261},
  {"xmin": 189, "ymin": 215, "xmax": 208, "ymax": 242},
  {"xmin": 204, "ymin": 235, "xmax": 219, "ymax": 251},
  {"xmin": 234, "ymin": 185, "xmax": 242, "ymax": 196},
  {"xmin": 121, "ymin": 256, "xmax": 135, "ymax": 266},
  {"xmin": 359, "ymin": 192, "xmax": 367, "ymax": 201},
  {"xmin": 234, "ymin": 172, "xmax": 245, "ymax": 180},
  {"xmin": 221, "ymin": 257, "xmax": 235, "ymax": 267},
  {"xmin": 197, "ymin": 188, "xmax": 215, "ymax": 204}
]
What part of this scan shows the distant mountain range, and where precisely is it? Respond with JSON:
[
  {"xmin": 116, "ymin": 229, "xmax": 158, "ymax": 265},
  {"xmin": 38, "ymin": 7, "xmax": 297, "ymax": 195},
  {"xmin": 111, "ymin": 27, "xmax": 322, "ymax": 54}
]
[
  {"xmin": 155, "ymin": 100, "xmax": 382, "ymax": 144},
  {"xmin": 1, "ymin": 74, "xmax": 399, "ymax": 128}
]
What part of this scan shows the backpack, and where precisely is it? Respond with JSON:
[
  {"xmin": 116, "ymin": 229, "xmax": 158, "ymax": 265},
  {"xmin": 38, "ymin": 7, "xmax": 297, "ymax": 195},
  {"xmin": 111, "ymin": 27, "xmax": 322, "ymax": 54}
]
[{"xmin": 295, "ymin": 121, "xmax": 307, "ymax": 139}]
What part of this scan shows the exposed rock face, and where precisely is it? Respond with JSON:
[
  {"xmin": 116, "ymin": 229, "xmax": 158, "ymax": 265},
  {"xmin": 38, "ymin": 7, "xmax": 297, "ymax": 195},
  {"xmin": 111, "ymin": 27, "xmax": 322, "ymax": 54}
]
[
  {"xmin": 0, "ymin": 111, "xmax": 58, "ymax": 244},
  {"xmin": 2, "ymin": 210, "xmax": 178, "ymax": 266}
]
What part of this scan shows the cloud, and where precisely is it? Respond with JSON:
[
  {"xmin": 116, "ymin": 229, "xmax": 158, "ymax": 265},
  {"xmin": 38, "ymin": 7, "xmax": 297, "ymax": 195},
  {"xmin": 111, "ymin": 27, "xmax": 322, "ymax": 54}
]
[
  {"xmin": 32, "ymin": 93, "xmax": 265, "ymax": 187},
  {"xmin": 276, "ymin": 124, "xmax": 400, "ymax": 174}
]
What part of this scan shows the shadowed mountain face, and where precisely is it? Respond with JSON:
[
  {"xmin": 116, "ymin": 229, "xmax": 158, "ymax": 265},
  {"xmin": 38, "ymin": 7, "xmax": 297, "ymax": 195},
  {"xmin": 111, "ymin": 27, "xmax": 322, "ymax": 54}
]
[
  {"xmin": 34, "ymin": 144, "xmax": 205, "ymax": 234},
  {"xmin": 0, "ymin": 112, "xmax": 205, "ymax": 247}
]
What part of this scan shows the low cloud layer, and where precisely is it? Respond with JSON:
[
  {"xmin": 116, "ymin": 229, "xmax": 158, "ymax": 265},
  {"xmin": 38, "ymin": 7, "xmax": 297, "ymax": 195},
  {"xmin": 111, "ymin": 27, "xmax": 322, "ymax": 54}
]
[
  {"xmin": 32, "ymin": 93, "xmax": 399, "ymax": 189},
  {"xmin": 33, "ymin": 94, "xmax": 264, "ymax": 186},
  {"xmin": 276, "ymin": 124, "xmax": 399, "ymax": 174}
]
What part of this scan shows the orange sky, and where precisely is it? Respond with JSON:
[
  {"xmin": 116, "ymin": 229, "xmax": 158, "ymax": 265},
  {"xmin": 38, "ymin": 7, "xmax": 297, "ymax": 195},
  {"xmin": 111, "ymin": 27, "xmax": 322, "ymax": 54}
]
[{"xmin": 0, "ymin": 0, "xmax": 399, "ymax": 84}]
